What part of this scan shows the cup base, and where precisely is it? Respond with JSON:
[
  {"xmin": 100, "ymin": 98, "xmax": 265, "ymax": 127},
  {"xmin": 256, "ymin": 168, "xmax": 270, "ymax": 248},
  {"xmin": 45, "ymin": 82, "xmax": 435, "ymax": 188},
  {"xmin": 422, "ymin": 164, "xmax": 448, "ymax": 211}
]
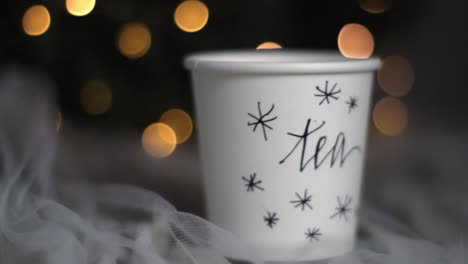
[{"xmin": 228, "ymin": 237, "xmax": 354, "ymax": 263}]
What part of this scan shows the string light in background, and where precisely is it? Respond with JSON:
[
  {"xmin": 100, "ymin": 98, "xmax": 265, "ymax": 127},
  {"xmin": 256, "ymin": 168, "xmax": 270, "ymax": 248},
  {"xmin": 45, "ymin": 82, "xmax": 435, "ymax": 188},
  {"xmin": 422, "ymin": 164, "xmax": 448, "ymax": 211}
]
[
  {"xmin": 142, "ymin": 123, "xmax": 177, "ymax": 158},
  {"xmin": 80, "ymin": 80, "xmax": 112, "ymax": 115},
  {"xmin": 358, "ymin": 0, "xmax": 391, "ymax": 14},
  {"xmin": 174, "ymin": 0, "xmax": 209, "ymax": 33},
  {"xmin": 256, "ymin": 42, "xmax": 282, "ymax": 50},
  {"xmin": 378, "ymin": 55, "xmax": 415, "ymax": 97},
  {"xmin": 373, "ymin": 96, "xmax": 408, "ymax": 136},
  {"xmin": 66, "ymin": 0, "xmax": 96, "ymax": 17},
  {"xmin": 338, "ymin": 23, "xmax": 374, "ymax": 59},
  {"xmin": 117, "ymin": 22, "xmax": 152, "ymax": 59},
  {"xmin": 160, "ymin": 109, "xmax": 193, "ymax": 144},
  {"xmin": 22, "ymin": 5, "xmax": 51, "ymax": 36}
]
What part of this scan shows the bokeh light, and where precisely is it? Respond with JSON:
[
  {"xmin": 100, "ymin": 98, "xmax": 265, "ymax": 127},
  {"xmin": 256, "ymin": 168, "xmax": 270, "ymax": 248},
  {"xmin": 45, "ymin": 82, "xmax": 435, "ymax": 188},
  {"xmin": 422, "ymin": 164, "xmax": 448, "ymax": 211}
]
[
  {"xmin": 160, "ymin": 109, "xmax": 193, "ymax": 144},
  {"xmin": 174, "ymin": 0, "xmax": 209, "ymax": 33},
  {"xmin": 22, "ymin": 5, "xmax": 51, "ymax": 36},
  {"xmin": 358, "ymin": 0, "xmax": 391, "ymax": 14},
  {"xmin": 142, "ymin": 123, "xmax": 177, "ymax": 158},
  {"xmin": 378, "ymin": 55, "xmax": 415, "ymax": 97},
  {"xmin": 373, "ymin": 97, "xmax": 408, "ymax": 136},
  {"xmin": 80, "ymin": 80, "xmax": 112, "ymax": 115},
  {"xmin": 117, "ymin": 22, "xmax": 152, "ymax": 59},
  {"xmin": 66, "ymin": 0, "xmax": 96, "ymax": 17},
  {"xmin": 256, "ymin": 42, "xmax": 282, "ymax": 50},
  {"xmin": 338, "ymin": 23, "xmax": 374, "ymax": 59}
]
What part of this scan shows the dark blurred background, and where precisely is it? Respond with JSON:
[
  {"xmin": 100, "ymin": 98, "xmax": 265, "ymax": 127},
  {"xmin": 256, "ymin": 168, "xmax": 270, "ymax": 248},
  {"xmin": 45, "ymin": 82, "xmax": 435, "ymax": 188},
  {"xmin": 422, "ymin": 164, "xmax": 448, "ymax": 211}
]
[
  {"xmin": 2, "ymin": 0, "xmax": 445, "ymax": 128},
  {"xmin": 2, "ymin": 0, "xmax": 468, "ymax": 213}
]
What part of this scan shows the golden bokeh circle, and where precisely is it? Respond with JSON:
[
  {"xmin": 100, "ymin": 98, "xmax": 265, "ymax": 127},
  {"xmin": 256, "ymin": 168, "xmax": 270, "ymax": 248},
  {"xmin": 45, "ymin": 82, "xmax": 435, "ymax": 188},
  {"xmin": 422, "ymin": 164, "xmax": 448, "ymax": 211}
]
[
  {"xmin": 117, "ymin": 22, "xmax": 152, "ymax": 59},
  {"xmin": 142, "ymin": 123, "xmax": 177, "ymax": 158},
  {"xmin": 378, "ymin": 55, "xmax": 415, "ymax": 97},
  {"xmin": 22, "ymin": 5, "xmax": 51, "ymax": 36},
  {"xmin": 338, "ymin": 23, "xmax": 374, "ymax": 59},
  {"xmin": 256, "ymin": 42, "xmax": 282, "ymax": 50},
  {"xmin": 358, "ymin": 0, "xmax": 391, "ymax": 14},
  {"xmin": 174, "ymin": 0, "xmax": 209, "ymax": 33},
  {"xmin": 373, "ymin": 97, "xmax": 408, "ymax": 136},
  {"xmin": 80, "ymin": 81, "xmax": 113, "ymax": 115},
  {"xmin": 160, "ymin": 109, "xmax": 193, "ymax": 144},
  {"xmin": 66, "ymin": 0, "xmax": 96, "ymax": 16}
]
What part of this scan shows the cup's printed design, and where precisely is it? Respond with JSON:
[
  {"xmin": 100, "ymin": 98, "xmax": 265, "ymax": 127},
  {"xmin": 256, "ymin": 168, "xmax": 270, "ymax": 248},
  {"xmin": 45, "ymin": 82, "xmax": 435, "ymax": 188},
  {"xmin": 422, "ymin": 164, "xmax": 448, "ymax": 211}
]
[
  {"xmin": 346, "ymin": 96, "xmax": 358, "ymax": 113},
  {"xmin": 241, "ymin": 173, "xmax": 264, "ymax": 192},
  {"xmin": 247, "ymin": 102, "xmax": 278, "ymax": 141},
  {"xmin": 314, "ymin": 80, "xmax": 341, "ymax": 105},
  {"xmin": 290, "ymin": 189, "xmax": 313, "ymax": 211},
  {"xmin": 263, "ymin": 211, "xmax": 279, "ymax": 228},
  {"xmin": 305, "ymin": 227, "xmax": 323, "ymax": 242},
  {"xmin": 279, "ymin": 118, "xmax": 360, "ymax": 172},
  {"xmin": 329, "ymin": 195, "xmax": 353, "ymax": 221},
  {"xmin": 242, "ymin": 80, "xmax": 360, "ymax": 243}
]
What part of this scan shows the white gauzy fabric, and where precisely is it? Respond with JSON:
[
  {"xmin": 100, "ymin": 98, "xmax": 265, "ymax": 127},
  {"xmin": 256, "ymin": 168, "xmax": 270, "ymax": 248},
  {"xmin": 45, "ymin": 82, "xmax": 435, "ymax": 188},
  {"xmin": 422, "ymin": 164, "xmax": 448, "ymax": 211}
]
[
  {"xmin": 0, "ymin": 70, "xmax": 466, "ymax": 264},
  {"xmin": 0, "ymin": 70, "xmax": 261, "ymax": 264}
]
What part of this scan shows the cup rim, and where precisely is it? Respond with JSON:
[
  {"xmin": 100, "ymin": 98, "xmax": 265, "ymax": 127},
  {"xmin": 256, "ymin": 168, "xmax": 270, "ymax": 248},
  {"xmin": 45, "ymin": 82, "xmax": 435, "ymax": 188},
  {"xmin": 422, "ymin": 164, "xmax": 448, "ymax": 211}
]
[{"xmin": 184, "ymin": 50, "xmax": 381, "ymax": 74}]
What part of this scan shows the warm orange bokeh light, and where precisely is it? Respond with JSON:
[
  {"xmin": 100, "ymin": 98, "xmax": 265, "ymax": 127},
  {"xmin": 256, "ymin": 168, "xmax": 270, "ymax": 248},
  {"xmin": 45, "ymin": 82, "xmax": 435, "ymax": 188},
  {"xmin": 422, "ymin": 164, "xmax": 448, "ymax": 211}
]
[
  {"xmin": 338, "ymin": 23, "xmax": 374, "ymax": 59},
  {"xmin": 174, "ymin": 0, "xmax": 209, "ymax": 33},
  {"xmin": 373, "ymin": 97, "xmax": 408, "ymax": 136},
  {"xmin": 22, "ymin": 5, "xmax": 51, "ymax": 36},
  {"xmin": 378, "ymin": 55, "xmax": 415, "ymax": 97},
  {"xmin": 359, "ymin": 0, "xmax": 391, "ymax": 14},
  {"xmin": 160, "ymin": 109, "xmax": 193, "ymax": 144},
  {"xmin": 142, "ymin": 123, "xmax": 177, "ymax": 158},
  {"xmin": 80, "ymin": 81, "xmax": 112, "ymax": 115},
  {"xmin": 66, "ymin": 0, "xmax": 96, "ymax": 17},
  {"xmin": 256, "ymin": 42, "xmax": 282, "ymax": 50},
  {"xmin": 117, "ymin": 22, "xmax": 152, "ymax": 59}
]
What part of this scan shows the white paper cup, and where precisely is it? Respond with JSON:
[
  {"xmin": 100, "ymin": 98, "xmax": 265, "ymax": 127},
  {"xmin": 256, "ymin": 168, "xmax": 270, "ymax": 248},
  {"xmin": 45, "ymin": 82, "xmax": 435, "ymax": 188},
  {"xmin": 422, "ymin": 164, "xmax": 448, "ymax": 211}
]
[{"xmin": 184, "ymin": 50, "xmax": 380, "ymax": 262}]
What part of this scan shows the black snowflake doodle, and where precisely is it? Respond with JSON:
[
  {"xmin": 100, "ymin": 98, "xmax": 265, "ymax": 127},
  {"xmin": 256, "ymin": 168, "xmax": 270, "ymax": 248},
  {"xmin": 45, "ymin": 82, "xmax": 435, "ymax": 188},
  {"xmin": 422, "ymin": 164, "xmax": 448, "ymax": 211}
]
[
  {"xmin": 314, "ymin": 81, "xmax": 341, "ymax": 105},
  {"xmin": 247, "ymin": 102, "xmax": 278, "ymax": 141},
  {"xmin": 305, "ymin": 227, "xmax": 322, "ymax": 242},
  {"xmin": 330, "ymin": 195, "xmax": 352, "ymax": 221},
  {"xmin": 263, "ymin": 211, "xmax": 279, "ymax": 228},
  {"xmin": 290, "ymin": 189, "xmax": 313, "ymax": 211},
  {"xmin": 241, "ymin": 173, "xmax": 264, "ymax": 192},
  {"xmin": 346, "ymin": 96, "xmax": 358, "ymax": 113}
]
